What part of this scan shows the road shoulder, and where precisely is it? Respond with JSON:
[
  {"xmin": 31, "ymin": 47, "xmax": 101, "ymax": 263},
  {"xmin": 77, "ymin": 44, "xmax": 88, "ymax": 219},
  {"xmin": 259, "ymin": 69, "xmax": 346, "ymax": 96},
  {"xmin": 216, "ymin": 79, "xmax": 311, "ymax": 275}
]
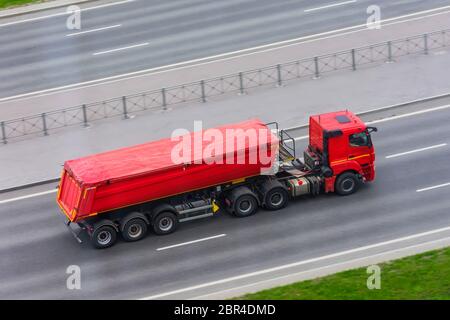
[{"xmin": 0, "ymin": 0, "xmax": 98, "ymax": 18}]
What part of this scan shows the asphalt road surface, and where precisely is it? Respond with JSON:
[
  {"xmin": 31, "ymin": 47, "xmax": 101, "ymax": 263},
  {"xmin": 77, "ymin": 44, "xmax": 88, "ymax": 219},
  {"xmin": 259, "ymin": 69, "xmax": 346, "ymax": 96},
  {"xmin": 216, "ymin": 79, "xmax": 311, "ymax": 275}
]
[
  {"xmin": 1, "ymin": 104, "xmax": 450, "ymax": 299},
  {"xmin": 1, "ymin": 0, "xmax": 450, "ymax": 98}
]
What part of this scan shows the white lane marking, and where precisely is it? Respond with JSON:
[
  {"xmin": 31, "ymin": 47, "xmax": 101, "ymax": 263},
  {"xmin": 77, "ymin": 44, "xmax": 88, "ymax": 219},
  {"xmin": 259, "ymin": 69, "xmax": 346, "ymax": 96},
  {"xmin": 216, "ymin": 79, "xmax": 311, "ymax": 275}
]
[
  {"xmin": 0, "ymin": 0, "xmax": 136, "ymax": 28},
  {"xmin": 3, "ymin": 102, "xmax": 450, "ymax": 204},
  {"xmin": 93, "ymin": 42, "xmax": 150, "ymax": 56},
  {"xmin": 190, "ymin": 235, "xmax": 450, "ymax": 300},
  {"xmin": 2, "ymin": 6, "xmax": 450, "ymax": 103},
  {"xmin": 0, "ymin": 189, "xmax": 57, "ymax": 204},
  {"xmin": 156, "ymin": 234, "xmax": 226, "ymax": 251},
  {"xmin": 139, "ymin": 225, "xmax": 450, "ymax": 299},
  {"xmin": 294, "ymin": 135, "xmax": 309, "ymax": 141},
  {"xmin": 352, "ymin": 93, "xmax": 450, "ymax": 117},
  {"xmin": 294, "ymin": 108, "xmax": 450, "ymax": 147},
  {"xmin": 286, "ymin": 96, "xmax": 450, "ymax": 133},
  {"xmin": 367, "ymin": 104, "xmax": 450, "ymax": 125},
  {"xmin": 304, "ymin": 0, "xmax": 357, "ymax": 13},
  {"xmin": 0, "ymin": 105, "xmax": 450, "ymax": 204},
  {"xmin": 386, "ymin": 143, "xmax": 447, "ymax": 159},
  {"xmin": 416, "ymin": 182, "xmax": 450, "ymax": 193},
  {"xmin": 66, "ymin": 24, "xmax": 122, "ymax": 37}
]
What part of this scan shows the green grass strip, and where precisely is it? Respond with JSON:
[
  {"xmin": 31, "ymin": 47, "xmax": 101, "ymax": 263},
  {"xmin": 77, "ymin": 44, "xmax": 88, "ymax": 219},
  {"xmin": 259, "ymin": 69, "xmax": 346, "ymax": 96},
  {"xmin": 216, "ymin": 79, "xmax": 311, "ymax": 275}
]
[
  {"xmin": 239, "ymin": 247, "xmax": 450, "ymax": 300},
  {"xmin": 0, "ymin": 0, "xmax": 46, "ymax": 10}
]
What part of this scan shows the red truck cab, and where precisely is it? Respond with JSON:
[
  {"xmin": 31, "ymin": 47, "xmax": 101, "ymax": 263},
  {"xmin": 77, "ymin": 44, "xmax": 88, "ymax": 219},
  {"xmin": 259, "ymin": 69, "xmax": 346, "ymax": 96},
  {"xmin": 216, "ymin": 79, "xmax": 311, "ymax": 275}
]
[{"xmin": 306, "ymin": 110, "xmax": 377, "ymax": 194}]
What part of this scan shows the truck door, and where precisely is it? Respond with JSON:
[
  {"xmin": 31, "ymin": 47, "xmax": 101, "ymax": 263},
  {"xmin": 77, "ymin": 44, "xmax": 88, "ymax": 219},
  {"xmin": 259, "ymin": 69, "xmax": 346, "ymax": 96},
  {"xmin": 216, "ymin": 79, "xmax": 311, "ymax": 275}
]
[{"xmin": 348, "ymin": 131, "xmax": 372, "ymax": 166}]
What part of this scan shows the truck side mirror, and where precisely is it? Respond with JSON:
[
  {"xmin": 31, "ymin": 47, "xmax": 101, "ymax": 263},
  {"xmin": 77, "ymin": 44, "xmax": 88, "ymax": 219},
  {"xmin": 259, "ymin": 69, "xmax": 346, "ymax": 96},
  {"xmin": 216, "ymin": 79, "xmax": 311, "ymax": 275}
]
[{"xmin": 367, "ymin": 126, "xmax": 378, "ymax": 133}]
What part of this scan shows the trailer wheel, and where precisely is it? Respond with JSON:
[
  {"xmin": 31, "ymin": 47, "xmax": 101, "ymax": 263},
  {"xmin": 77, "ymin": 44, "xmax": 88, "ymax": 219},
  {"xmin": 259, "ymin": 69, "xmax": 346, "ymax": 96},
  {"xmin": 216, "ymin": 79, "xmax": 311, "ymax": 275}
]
[
  {"xmin": 153, "ymin": 212, "xmax": 178, "ymax": 235},
  {"xmin": 122, "ymin": 218, "xmax": 148, "ymax": 242},
  {"xmin": 264, "ymin": 187, "xmax": 289, "ymax": 211},
  {"xmin": 335, "ymin": 172, "xmax": 360, "ymax": 196},
  {"xmin": 91, "ymin": 225, "xmax": 117, "ymax": 249},
  {"xmin": 234, "ymin": 194, "xmax": 258, "ymax": 217}
]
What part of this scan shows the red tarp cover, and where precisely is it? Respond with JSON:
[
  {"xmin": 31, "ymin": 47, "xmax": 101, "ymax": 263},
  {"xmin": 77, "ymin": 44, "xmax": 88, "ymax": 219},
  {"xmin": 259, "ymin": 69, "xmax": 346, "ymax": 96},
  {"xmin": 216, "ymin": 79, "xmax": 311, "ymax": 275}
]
[{"xmin": 65, "ymin": 119, "xmax": 275, "ymax": 187}]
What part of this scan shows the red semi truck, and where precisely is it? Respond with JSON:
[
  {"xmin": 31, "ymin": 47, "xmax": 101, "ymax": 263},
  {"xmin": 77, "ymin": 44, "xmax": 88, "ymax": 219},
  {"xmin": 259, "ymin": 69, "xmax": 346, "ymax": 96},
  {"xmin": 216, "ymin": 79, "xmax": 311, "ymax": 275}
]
[{"xmin": 57, "ymin": 111, "xmax": 377, "ymax": 248}]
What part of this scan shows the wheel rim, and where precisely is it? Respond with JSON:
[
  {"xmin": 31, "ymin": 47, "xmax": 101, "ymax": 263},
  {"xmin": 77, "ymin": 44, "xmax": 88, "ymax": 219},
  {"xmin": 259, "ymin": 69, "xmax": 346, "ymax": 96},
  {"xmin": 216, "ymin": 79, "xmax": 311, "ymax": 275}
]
[
  {"xmin": 97, "ymin": 230, "xmax": 112, "ymax": 245},
  {"xmin": 239, "ymin": 199, "xmax": 253, "ymax": 213},
  {"xmin": 269, "ymin": 192, "xmax": 284, "ymax": 206},
  {"xmin": 128, "ymin": 223, "xmax": 143, "ymax": 239},
  {"xmin": 159, "ymin": 217, "xmax": 173, "ymax": 232},
  {"xmin": 341, "ymin": 178, "xmax": 355, "ymax": 192}
]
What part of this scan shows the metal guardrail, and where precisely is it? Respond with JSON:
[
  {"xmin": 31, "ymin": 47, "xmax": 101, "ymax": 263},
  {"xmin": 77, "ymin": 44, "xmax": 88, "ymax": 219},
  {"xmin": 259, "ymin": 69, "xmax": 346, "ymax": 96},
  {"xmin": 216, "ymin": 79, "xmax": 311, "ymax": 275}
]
[
  {"xmin": 2, "ymin": 91, "xmax": 450, "ymax": 193},
  {"xmin": 1, "ymin": 29, "xmax": 450, "ymax": 144}
]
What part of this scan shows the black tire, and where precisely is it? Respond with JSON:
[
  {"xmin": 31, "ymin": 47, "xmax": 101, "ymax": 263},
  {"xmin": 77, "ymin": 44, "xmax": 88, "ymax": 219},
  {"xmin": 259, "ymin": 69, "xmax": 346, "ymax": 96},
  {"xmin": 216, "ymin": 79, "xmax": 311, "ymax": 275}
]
[
  {"xmin": 91, "ymin": 225, "xmax": 117, "ymax": 249},
  {"xmin": 153, "ymin": 212, "xmax": 178, "ymax": 235},
  {"xmin": 234, "ymin": 194, "xmax": 258, "ymax": 217},
  {"xmin": 121, "ymin": 218, "xmax": 148, "ymax": 242},
  {"xmin": 264, "ymin": 187, "xmax": 289, "ymax": 210},
  {"xmin": 335, "ymin": 172, "xmax": 360, "ymax": 196}
]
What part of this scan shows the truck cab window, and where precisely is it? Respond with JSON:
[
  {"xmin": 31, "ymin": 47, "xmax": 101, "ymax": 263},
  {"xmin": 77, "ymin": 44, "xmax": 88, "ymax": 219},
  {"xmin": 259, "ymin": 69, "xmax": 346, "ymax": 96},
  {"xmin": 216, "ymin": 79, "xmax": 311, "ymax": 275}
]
[{"xmin": 349, "ymin": 132, "xmax": 369, "ymax": 147}]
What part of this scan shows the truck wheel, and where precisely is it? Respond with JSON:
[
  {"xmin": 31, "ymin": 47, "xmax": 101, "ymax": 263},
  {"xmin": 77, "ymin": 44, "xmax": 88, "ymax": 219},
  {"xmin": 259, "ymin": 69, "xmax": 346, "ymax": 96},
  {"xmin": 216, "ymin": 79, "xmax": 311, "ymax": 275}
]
[
  {"xmin": 153, "ymin": 212, "xmax": 178, "ymax": 235},
  {"xmin": 234, "ymin": 194, "xmax": 258, "ymax": 217},
  {"xmin": 122, "ymin": 218, "xmax": 148, "ymax": 242},
  {"xmin": 91, "ymin": 225, "xmax": 117, "ymax": 249},
  {"xmin": 264, "ymin": 187, "xmax": 289, "ymax": 211},
  {"xmin": 335, "ymin": 172, "xmax": 360, "ymax": 196}
]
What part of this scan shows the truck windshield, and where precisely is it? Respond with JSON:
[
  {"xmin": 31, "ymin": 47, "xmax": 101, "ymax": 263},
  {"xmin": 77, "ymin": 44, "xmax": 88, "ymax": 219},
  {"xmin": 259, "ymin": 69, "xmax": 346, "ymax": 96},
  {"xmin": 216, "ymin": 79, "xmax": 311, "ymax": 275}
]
[{"xmin": 349, "ymin": 132, "xmax": 369, "ymax": 147}]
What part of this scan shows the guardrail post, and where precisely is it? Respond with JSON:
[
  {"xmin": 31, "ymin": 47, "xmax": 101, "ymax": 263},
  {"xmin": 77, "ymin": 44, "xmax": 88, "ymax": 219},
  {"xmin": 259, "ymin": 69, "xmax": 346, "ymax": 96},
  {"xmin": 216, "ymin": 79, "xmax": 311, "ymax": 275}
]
[
  {"xmin": 313, "ymin": 57, "xmax": 320, "ymax": 79},
  {"xmin": 276, "ymin": 64, "xmax": 283, "ymax": 86},
  {"xmin": 1, "ymin": 121, "xmax": 6, "ymax": 144},
  {"xmin": 351, "ymin": 49, "xmax": 357, "ymax": 71},
  {"xmin": 82, "ymin": 104, "xmax": 89, "ymax": 127},
  {"xmin": 386, "ymin": 41, "xmax": 394, "ymax": 63},
  {"xmin": 200, "ymin": 80, "xmax": 206, "ymax": 103},
  {"xmin": 162, "ymin": 88, "xmax": 167, "ymax": 110},
  {"xmin": 238, "ymin": 72, "xmax": 245, "ymax": 95},
  {"xmin": 42, "ymin": 113, "xmax": 48, "ymax": 136},
  {"xmin": 424, "ymin": 34, "xmax": 429, "ymax": 55},
  {"xmin": 122, "ymin": 96, "xmax": 129, "ymax": 119}
]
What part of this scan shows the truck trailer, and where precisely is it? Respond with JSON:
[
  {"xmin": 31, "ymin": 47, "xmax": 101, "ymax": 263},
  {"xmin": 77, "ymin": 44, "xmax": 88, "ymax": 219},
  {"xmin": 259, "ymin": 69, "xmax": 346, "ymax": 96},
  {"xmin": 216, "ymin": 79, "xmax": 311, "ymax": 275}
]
[{"xmin": 57, "ymin": 111, "xmax": 377, "ymax": 248}]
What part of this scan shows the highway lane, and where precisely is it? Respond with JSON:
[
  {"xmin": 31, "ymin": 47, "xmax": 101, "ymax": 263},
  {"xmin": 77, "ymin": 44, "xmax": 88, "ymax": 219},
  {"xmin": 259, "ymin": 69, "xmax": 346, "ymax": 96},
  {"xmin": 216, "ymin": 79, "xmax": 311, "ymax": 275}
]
[
  {"xmin": 0, "ymin": 0, "xmax": 450, "ymax": 98},
  {"xmin": 1, "ymin": 105, "xmax": 450, "ymax": 299}
]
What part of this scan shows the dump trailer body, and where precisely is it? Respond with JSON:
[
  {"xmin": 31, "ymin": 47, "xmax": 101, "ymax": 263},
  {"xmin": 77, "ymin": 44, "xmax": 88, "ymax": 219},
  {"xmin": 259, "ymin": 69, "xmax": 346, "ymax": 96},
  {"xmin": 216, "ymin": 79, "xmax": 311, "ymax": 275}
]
[{"xmin": 57, "ymin": 119, "xmax": 279, "ymax": 222}]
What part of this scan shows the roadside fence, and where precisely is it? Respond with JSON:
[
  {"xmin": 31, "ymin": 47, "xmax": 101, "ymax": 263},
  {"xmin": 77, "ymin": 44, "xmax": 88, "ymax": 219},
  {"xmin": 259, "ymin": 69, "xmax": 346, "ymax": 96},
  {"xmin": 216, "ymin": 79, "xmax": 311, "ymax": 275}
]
[{"xmin": 2, "ymin": 28, "xmax": 450, "ymax": 144}]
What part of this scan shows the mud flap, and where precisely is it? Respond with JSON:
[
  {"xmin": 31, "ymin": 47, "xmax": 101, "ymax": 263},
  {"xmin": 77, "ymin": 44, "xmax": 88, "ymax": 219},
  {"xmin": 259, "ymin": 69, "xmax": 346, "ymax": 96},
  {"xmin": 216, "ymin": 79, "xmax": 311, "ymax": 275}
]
[{"xmin": 65, "ymin": 220, "xmax": 83, "ymax": 244}]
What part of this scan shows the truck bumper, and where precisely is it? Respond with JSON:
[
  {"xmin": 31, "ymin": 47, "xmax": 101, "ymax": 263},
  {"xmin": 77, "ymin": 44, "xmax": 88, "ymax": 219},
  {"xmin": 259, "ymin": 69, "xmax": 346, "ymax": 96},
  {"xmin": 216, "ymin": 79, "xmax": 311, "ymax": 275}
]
[{"xmin": 363, "ymin": 164, "xmax": 376, "ymax": 182}]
